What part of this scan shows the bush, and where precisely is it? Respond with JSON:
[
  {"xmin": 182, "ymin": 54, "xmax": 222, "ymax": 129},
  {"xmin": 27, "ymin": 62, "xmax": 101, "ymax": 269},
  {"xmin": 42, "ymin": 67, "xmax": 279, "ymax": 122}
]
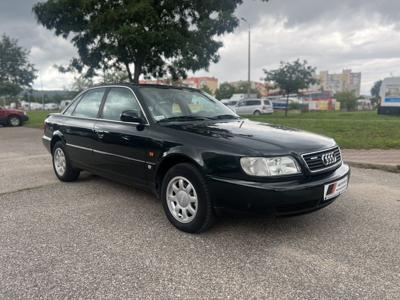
[{"xmin": 335, "ymin": 91, "xmax": 358, "ymax": 111}]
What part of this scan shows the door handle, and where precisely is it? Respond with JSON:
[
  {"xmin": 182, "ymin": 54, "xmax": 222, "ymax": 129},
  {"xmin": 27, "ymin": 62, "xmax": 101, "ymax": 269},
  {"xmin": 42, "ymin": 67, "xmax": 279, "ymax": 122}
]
[{"xmin": 94, "ymin": 129, "xmax": 107, "ymax": 139}]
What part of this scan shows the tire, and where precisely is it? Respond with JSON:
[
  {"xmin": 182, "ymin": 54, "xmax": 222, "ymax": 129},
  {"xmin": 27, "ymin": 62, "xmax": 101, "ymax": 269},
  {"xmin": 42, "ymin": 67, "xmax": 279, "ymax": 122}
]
[
  {"xmin": 161, "ymin": 163, "xmax": 215, "ymax": 233},
  {"xmin": 52, "ymin": 141, "xmax": 80, "ymax": 182},
  {"xmin": 8, "ymin": 116, "xmax": 21, "ymax": 127},
  {"xmin": 253, "ymin": 110, "xmax": 261, "ymax": 116}
]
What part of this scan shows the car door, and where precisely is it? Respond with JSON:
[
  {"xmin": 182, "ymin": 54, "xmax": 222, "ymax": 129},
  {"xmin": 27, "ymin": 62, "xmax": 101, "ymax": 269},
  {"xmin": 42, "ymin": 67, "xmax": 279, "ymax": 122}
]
[
  {"xmin": 252, "ymin": 100, "xmax": 262, "ymax": 114},
  {"xmin": 92, "ymin": 87, "xmax": 149, "ymax": 186},
  {"xmin": 235, "ymin": 100, "xmax": 247, "ymax": 114},
  {"xmin": 61, "ymin": 87, "xmax": 106, "ymax": 168},
  {"xmin": 243, "ymin": 100, "xmax": 255, "ymax": 114}
]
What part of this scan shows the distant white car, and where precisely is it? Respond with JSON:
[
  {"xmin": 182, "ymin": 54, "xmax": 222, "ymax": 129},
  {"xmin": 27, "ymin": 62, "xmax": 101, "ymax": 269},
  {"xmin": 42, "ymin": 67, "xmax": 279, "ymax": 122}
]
[
  {"xmin": 235, "ymin": 99, "xmax": 273, "ymax": 115},
  {"xmin": 44, "ymin": 103, "xmax": 59, "ymax": 110}
]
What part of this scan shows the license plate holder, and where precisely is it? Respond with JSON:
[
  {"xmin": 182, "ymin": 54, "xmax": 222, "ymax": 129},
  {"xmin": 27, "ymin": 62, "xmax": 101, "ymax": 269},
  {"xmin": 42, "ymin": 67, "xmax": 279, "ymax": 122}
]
[{"xmin": 323, "ymin": 176, "xmax": 348, "ymax": 201}]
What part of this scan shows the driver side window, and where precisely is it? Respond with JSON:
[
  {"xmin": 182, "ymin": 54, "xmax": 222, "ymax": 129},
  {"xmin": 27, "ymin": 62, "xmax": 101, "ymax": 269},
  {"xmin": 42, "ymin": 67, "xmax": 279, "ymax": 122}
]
[{"xmin": 101, "ymin": 87, "xmax": 142, "ymax": 121}]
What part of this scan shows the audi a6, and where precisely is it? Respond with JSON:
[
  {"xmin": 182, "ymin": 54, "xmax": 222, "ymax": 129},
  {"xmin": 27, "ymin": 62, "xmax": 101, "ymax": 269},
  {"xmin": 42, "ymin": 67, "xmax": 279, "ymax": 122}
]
[{"xmin": 42, "ymin": 84, "xmax": 350, "ymax": 233}]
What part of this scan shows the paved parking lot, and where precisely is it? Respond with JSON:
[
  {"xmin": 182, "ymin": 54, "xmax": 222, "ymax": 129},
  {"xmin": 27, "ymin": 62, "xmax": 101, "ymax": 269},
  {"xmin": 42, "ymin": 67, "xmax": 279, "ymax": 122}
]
[{"xmin": 0, "ymin": 127, "xmax": 399, "ymax": 299}]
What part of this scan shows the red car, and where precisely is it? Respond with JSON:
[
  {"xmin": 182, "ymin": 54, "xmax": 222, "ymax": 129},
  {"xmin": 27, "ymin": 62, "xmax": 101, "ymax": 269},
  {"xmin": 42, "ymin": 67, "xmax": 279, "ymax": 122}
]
[{"xmin": 0, "ymin": 106, "xmax": 29, "ymax": 127}]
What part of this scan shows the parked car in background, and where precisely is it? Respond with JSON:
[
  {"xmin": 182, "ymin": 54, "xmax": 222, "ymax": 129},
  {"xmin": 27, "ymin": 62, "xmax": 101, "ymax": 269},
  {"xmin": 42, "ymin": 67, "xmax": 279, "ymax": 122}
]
[
  {"xmin": 235, "ymin": 99, "xmax": 273, "ymax": 115},
  {"xmin": 0, "ymin": 106, "xmax": 29, "ymax": 127},
  {"xmin": 44, "ymin": 103, "xmax": 59, "ymax": 110},
  {"xmin": 42, "ymin": 84, "xmax": 349, "ymax": 233},
  {"xmin": 221, "ymin": 99, "xmax": 239, "ymax": 111}
]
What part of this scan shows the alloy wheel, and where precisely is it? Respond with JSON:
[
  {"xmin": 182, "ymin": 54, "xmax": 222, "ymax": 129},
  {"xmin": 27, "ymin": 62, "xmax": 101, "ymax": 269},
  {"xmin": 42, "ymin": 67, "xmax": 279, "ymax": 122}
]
[
  {"xmin": 54, "ymin": 148, "xmax": 66, "ymax": 176},
  {"xmin": 166, "ymin": 176, "xmax": 198, "ymax": 223},
  {"xmin": 9, "ymin": 117, "xmax": 20, "ymax": 126}
]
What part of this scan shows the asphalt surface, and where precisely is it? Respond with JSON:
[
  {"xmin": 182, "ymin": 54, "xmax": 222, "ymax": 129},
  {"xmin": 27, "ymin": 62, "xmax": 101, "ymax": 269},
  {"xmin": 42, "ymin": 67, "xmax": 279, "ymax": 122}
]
[{"xmin": 0, "ymin": 127, "xmax": 399, "ymax": 299}]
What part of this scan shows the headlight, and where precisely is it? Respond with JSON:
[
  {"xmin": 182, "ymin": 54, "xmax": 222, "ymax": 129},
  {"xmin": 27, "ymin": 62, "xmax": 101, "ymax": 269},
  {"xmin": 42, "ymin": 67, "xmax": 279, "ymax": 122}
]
[{"xmin": 240, "ymin": 156, "xmax": 301, "ymax": 177}]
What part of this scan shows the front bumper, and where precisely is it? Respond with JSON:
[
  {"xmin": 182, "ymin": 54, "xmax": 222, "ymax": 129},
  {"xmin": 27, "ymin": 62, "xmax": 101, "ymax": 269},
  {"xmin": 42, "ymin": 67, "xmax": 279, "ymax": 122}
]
[
  {"xmin": 21, "ymin": 115, "xmax": 29, "ymax": 122},
  {"xmin": 207, "ymin": 163, "xmax": 350, "ymax": 215}
]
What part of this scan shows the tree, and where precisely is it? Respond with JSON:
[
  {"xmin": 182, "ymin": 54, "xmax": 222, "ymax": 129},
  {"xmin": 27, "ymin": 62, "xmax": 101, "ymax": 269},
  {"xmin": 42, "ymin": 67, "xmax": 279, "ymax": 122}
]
[
  {"xmin": 335, "ymin": 91, "xmax": 358, "ymax": 111},
  {"xmin": 232, "ymin": 81, "xmax": 261, "ymax": 98},
  {"xmin": 71, "ymin": 75, "xmax": 94, "ymax": 92},
  {"xmin": 101, "ymin": 68, "xmax": 130, "ymax": 85},
  {"xmin": 33, "ymin": 0, "xmax": 268, "ymax": 84},
  {"xmin": 200, "ymin": 85, "xmax": 213, "ymax": 95},
  {"xmin": 370, "ymin": 80, "xmax": 382, "ymax": 106},
  {"xmin": 264, "ymin": 59, "xmax": 317, "ymax": 117},
  {"xmin": 215, "ymin": 82, "xmax": 235, "ymax": 100},
  {"xmin": 0, "ymin": 35, "xmax": 37, "ymax": 100}
]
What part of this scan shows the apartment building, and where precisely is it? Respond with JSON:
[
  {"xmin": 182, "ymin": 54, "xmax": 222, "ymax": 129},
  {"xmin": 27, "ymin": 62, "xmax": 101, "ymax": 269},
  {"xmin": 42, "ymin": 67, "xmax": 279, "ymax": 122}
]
[{"xmin": 319, "ymin": 69, "xmax": 361, "ymax": 96}]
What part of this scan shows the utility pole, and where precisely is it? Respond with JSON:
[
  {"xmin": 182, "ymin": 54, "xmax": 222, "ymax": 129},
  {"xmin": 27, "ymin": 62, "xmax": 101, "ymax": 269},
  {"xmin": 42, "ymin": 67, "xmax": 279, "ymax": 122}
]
[{"xmin": 241, "ymin": 17, "xmax": 251, "ymax": 99}]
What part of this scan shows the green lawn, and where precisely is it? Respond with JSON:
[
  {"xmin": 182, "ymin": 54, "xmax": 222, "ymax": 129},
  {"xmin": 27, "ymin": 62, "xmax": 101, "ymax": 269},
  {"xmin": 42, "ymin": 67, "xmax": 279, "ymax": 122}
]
[
  {"xmin": 24, "ymin": 110, "xmax": 400, "ymax": 149},
  {"xmin": 25, "ymin": 110, "xmax": 57, "ymax": 128},
  {"xmin": 249, "ymin": 111, "xmax": 400, "ymax": 149}
]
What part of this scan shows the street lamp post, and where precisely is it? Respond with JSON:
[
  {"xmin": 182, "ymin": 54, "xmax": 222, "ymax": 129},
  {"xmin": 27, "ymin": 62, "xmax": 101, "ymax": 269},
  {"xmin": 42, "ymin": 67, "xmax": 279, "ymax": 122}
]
[{"xmin": 241, "ymin": 17, "xmax": 251, "ymax": 98}]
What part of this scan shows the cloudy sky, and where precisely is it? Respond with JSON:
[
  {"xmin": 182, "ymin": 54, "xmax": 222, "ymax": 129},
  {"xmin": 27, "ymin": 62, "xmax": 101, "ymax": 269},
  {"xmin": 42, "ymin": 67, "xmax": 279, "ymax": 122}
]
[{"xmin": 1, "ymin": 0, "xmax": 400, "ymax": 94}]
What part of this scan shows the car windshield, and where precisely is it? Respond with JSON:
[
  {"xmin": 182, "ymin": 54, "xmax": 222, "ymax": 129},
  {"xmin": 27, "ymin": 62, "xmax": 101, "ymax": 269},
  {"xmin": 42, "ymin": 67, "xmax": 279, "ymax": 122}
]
[{"xmin": 138, "ymin": 87, "xmax": 239, "ymax": 122}]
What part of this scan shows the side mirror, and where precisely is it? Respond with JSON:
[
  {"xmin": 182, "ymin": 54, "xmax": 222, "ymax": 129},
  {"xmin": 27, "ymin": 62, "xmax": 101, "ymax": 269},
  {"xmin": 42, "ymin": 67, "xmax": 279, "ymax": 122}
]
[{"xmin": 120, "ymin": 110, "xmax": 145, "ymax": 124}]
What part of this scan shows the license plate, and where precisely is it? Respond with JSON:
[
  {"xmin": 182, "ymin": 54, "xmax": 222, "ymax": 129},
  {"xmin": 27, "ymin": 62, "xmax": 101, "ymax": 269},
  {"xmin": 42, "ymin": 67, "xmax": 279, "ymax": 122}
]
[{"xmin": 323, "ymin": 176, "xmax": 348, "ymax": 201}]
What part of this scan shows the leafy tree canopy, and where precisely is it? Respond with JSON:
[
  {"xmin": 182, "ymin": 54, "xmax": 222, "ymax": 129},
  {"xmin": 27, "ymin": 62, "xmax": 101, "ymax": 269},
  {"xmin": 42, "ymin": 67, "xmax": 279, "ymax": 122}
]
[
  {"xmin": 200, "ymin": 84, "xmax": 213, "ymax": 95},
  {"xmin": 33, "ymin": 0, "xmax": 268, "ymax": 84},
  {"xmin": 263, "ymin": 59, "xmax": 317, "ymax": 116},
  {"xmin": 263, "ymin": 59, "xmax": 317, "ymax": 95},
  {"xmin": 215, "ymin": 82, "xmax": 235, "ymax": 99},
  {"xmin": 370, "ymin": 80, "xmax": 382, "ymax": 105},
  {"xmin": 215, "ymin": 82, "xmax": 261, "ymax": 100},
  {"xmin": 0, "ymin": 34, "xmax": 37, "ymax": 97},
  {"xmin": 335, "ymin": 91, "xmax": 358, "ymax": 111},
  {"xmin": 232, "ymin": 81, "xmax": 261, "ymax": 98}
]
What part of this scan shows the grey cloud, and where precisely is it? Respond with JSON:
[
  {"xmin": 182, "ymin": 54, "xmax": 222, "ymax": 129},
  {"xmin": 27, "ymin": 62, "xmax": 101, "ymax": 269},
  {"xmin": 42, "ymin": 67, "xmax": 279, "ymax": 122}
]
[
  {"xmin": 237, "ymin": 0, "xmax": 400, "ymax": 29},
  {"xmin": 2, "ymin": 0, "xmax": 400, "ymax": 93}
]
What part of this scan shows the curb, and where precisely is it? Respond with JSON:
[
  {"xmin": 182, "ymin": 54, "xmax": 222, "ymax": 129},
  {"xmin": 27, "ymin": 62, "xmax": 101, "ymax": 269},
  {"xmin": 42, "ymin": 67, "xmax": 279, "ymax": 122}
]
[{"xmin": 345, "ymin": 160, "xmax": 400, "ymax": 173}]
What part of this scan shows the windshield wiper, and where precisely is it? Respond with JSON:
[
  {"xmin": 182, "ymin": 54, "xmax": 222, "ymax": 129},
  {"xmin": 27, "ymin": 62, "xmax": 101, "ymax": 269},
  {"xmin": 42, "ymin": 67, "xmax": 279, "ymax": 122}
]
[
  {"xmin": 209, "ymin": 114, "xmax": 240, "ymax": 120},
  {"xmin": 157, "ymin": 115, "xmax": 209, "ymax": 123}
]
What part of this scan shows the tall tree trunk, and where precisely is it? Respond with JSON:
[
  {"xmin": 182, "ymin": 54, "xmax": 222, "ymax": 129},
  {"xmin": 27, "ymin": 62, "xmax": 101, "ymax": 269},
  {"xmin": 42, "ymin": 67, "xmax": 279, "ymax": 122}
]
[
  {"xmin": 285, "ymin": 93, "xmax": 289, "ymax": 117},
  {"xmin": 125, "ymin": 62, "xmax": 133, "ymax": 82},
  {"xmin": 133, "ymin": 62, "xmax": 142, "ymax": 84}
]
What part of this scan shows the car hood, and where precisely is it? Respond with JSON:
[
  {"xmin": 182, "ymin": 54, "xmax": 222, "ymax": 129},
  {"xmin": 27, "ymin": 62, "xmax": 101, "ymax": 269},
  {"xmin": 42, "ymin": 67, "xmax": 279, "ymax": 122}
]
[
  {"xmin": 5, "ymin": 109, "xmax": 24, "ymax": 114},
  {"xmin": 166, "ymin": 119, "xmax": 336, "ymax": 155}
]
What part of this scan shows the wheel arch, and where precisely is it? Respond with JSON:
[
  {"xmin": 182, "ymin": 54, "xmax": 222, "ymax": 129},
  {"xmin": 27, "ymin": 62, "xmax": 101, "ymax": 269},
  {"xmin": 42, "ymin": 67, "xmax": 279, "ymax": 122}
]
[
  {"xmin": 50, "ymin": 131, "xmax": 66, "ymax": 153},
  {"xmin": 154, "ymin": 153, "xmax": 204, "ymax": 194}
]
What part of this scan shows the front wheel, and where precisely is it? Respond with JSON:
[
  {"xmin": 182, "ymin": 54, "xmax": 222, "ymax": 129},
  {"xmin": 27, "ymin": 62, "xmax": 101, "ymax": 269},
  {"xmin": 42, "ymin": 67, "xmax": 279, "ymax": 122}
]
[
  {"xmin": 52, "ymin": 141, "xmax": 80, "ymax": 182},
  {"xmin": 8, "ymin": 116, "xmax": 21, "ymax": 127},
  {"xmin": 161, "ymin": 163, "xmax": 215, "ymax": 233}
]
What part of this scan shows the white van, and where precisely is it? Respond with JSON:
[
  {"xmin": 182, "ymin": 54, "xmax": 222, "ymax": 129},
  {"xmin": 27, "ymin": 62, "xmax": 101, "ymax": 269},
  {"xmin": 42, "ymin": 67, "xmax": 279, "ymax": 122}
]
[
  {"xmin": 379, "ymin": 77, "xmax": 400, "ymax": 115},
  {"xmin": 235, "ymin": 99, "xmax": 273, "ymax": 115}
]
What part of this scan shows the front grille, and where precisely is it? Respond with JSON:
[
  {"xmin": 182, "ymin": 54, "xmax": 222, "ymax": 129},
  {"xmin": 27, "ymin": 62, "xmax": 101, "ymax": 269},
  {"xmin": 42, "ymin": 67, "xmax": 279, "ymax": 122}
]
[{"xmin": 302, "ymin": 147, "xmax": 342, "ymax": 172}]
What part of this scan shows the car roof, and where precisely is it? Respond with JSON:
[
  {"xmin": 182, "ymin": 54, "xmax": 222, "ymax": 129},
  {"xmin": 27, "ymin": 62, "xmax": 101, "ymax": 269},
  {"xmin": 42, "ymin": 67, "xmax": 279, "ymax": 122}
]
[{"xmin": 88, "ymin": 83, "xmax": 202, "ymax": 93}]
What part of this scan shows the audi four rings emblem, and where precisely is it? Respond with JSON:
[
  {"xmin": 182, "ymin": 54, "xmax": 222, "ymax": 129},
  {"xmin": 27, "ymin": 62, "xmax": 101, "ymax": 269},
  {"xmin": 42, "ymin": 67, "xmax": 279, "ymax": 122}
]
[{"xmin": 321, "ymin": 151, "xmax": 337, "ymax": 166}]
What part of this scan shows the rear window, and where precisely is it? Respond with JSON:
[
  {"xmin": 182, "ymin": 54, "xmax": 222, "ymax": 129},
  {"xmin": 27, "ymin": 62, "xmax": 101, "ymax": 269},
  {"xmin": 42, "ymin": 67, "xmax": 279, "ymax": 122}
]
[
  {"xmin": 72, "ymin": 88, "xmax": 105, "ymax": 118},
  {"xmin": 263, "ymin": 100, "xmax": 271, "ymax": 105}
]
